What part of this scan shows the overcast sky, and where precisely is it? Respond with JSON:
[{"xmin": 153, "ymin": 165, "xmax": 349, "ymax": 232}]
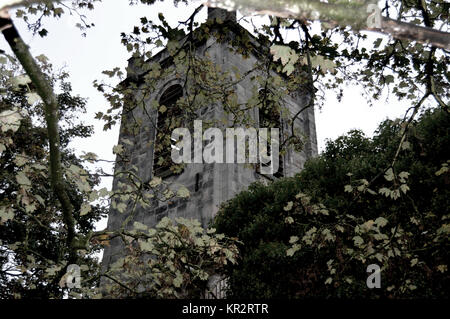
[{"xmin": 1, "ymin": 0, "xmax": 416, "ymax": 229}]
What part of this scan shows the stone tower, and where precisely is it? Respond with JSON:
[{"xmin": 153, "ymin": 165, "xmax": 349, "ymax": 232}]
[{"xmin": 102, "ymin": 8, "xmax": 318, "ymax": 271}]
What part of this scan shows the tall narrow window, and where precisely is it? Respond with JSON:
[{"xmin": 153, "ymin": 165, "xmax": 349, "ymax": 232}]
[
  {"xmin": 258, "ymin": 89, "xmax": 284, "ymax": 178},
  {"xmin": 153, "ymin": 84, "xmax": 184, "ymax": 178}
]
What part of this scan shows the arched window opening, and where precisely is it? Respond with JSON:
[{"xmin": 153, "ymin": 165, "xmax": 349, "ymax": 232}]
[
  {"xmin": 258, "ymin": 89, "xmax": 284, "ymax": 178},
  {"xmin": 153, "ymin": 84, "xmax": 184, "ymax": 178}
]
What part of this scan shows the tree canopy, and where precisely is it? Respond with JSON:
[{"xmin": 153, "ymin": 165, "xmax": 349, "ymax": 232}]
[
  {"xmin": 0, "ymin": 56, "xmax": 106, "ymax": 298},
  {"xmin": 213, "ymin": 107, "xmax": 449, "ymax": 298}
]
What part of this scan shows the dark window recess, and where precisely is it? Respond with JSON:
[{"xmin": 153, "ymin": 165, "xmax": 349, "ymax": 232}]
[
  {"xmin": 195, "ymin": 173, "xmax": 200, "ymax": 192},
  {"xmin": 257, "ymin": 89, "xmax": 284, "ymax": 178},
  {"xmin": 153, "ymin": 84, "xmax": 184, "ymax": 178}
]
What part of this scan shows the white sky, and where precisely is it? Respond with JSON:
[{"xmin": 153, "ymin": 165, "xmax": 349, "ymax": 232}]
[{"xmin": 1, "ymin": 0, "xmax": 417, "ymax": 231}]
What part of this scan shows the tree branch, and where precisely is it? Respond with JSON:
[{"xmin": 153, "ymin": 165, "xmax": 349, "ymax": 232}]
[
  {"xmin": 206, "ymin": 0, "xmax": 450, "ymax": 50},
  {"xmin": 376, "ymin": 16, "xmax": 448, "ymax": 50},
  {"xmin": 391, "ymin": 93, "xmax": 430, "ymax": 168}
]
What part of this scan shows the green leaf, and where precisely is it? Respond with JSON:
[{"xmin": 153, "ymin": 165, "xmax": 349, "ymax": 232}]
[
  {"xmin": 25, "ymin": 202, "xmax": 36, "ymax": 213},
  {"xmin": 16, "ymin": 171, "xmax": 31, "ymax": 186},
  {"xmin": 398, "ymin": 171, "xmax": 410, "ymax": 181},
  {"xmin": 159, "ymin": 104, "xmax": 167, "ymax": 113},
  {"xmin": 149, "ymin": 177, "xmax": 162, "ymax": 188},
  {"xmin": 270, "ymin": 45, "xmax": 299, "ymax": 75},
  {"xmin": 374, "ymin": 216, "xmax": 388, "ymax": 227},
  {"xmin": 282, "ymin": 63, "xmax": 295, "ymax": 75},
  {"xmin": 401, "ymin": 141, "xmax": 411, "ymax": 150},
  {"xmin": 384, "ymin": 75, "xmax": 394, "ymax": 84},
  {"xmin": 289, "ymin": 236, "xmax": 299, "ymax": 244},
  {"xmin": 357, "ymin": 184, "xmax": 366, "ymax": 192},
  {"xmin": 38, "ymin": 28, "xmax": 48, "ymax": 37},
  {"xmin": 378, "ymin": 187, "xmax": 391, "ymax": 197},
  {"xmin": 353, "ymin": 235, "xmax": 364, "ymax": 246},
  {"xmin": 304, "ymin": 55, "xmax": 336, "ymax": 74},
  {"xmin": 270, "ymin": 45, "xmax": 292, "ymax": 65},
  {"xmin": 390, "ymin": 189, "xmax": 400, "ymax": 200},
  {"xmin": 435, "ymin": 164, "xmax": 449, "ymax": 176},
  {"xmin": 0, "ymin": 107, "xmax": 23, "ymax": 133},
  {"xmin": 173, "ymin": 272, "xmax": 183, "ymax": 288},
  {"xmin": 335, "ymin": 225, "xmax": 345, "ymax": 233},
  {"xmin": 11, "ymin": 74, "xmax": 31, "ymax": 87},
  {"xmin": 14, "ymin": 155, "xmax": 27, "ymax": 167},
  {"xmin": 284, "ymin": 201, "xmax": 293, "ymax": 211},
  {"xmin": 285, "ymin": 216, "xmax": 294, "ymax": 224},
  {"xmin": 437, "ymin": 265, "xmax": 447, "ymax": 273},
  {"xmin": 34, "ymin": 195, "xmax": 45, "ymax": 206},
  {"xmin": 398, "ymin": 81, "xmax": 409, "ymax": 88},
  {"xmin": 0, "ymin": 207, "xmax": 14, "ymax": 223},
  {"xmin": 384, "ymin": 168, "xmax": 394, "ymax": 181},
  {"xmin": 139, "ymin": 239, "xmax": 154, "ymax": 252},
  {"xmin": 399, "ymin": 184, "xmax": 410, "ymax": 194},
  {"xmin": 176, "ymin": 186, "xmax": 190, "ymax": 198},
  {"xmin": 156, "ymin": 217, "xmax": 171, "ymax": 229},
  {"xmin": 35, "ymin": 54, "xmax": 49, "ymax": 63},
  {"xmin": 81, "ymin": 152, "xmax": 98, "ymax": 163},
  {"xmin": 286, "ymin": 244, "xmax": 301, "ymax": 257},
  {"xmin": 315, "ymin": 56, "xmax": 336, "ymax": 74},
  {"xmin": 80, "ymin": 203, "xmax": 91, "ymax": 216},
  {"xmin": 322, "ymin": 228, "xmax": 334, "ymax": 242},
  {"xmin": 167, "ymin": 40, "xmax": 179, "ymax": 55},
  {"xmin": 373, "ymin": 38, "xmax": 382, "ymax": 48},
  {"xmin": 344, "ymin": 185, "xmax": 353, "ymax": 193},
  {"xmin": 112, "ymin": 144, "xmax": 124, "ymax": 155},
  {"xmin": 53, "ymin": 7, "xmax": 64, "ymax": 17},
  {"xmin": 134, "ymin": 221, "xmax": 148, "ymax": 231}
]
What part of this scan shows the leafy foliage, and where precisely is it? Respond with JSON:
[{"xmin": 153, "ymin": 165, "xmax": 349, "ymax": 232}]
[
  {"xmin": 0, "ymin": 57, "xmax": 106, "ymax": 298},
  {"xmin": 213, "ymin": 108, "xmax": 449, "ymax": 298},
  {"xmin": 102, "ymin": 217, "xmax": 238, "ymax": 298}
]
